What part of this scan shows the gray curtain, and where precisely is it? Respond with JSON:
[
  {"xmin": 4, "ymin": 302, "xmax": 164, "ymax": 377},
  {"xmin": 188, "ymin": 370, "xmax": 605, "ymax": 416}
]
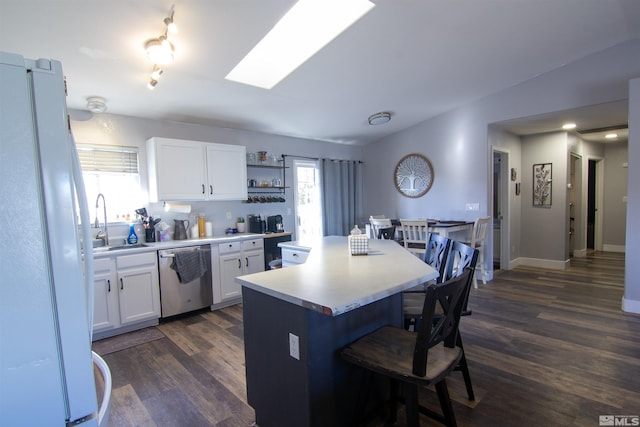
[{"xmin": 321, "ymin": 159, "xmax": 364, "ymax": 236}]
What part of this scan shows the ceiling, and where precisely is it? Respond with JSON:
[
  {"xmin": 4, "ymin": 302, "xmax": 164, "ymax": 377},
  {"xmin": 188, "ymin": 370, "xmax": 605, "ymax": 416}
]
[{"xmin": 2, "ymin": 1, "xmax": 639, "ymax": 145}]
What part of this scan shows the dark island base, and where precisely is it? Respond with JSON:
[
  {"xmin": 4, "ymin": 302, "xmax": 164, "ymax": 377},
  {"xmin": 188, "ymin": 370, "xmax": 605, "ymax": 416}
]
[{"xmin": 242, "ymin": 286, "xmax": 402, "ymax": 427}]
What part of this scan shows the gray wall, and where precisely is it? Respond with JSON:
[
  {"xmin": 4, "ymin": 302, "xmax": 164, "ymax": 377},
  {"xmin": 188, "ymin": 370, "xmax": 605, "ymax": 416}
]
[
  {"xmin": 70, "ymin": 113, "xmax": 362, "ymax": 238},
  {"xmin": 521, "ymin": 133, "xmax": 568, "ymax": 263},
  {"xmin": 362, "ymin": 39, "xmax": 640, "ymax": 312},
  {"xmin": 603, "ymin": 142, "xmax": 629, "ymax": 248}
]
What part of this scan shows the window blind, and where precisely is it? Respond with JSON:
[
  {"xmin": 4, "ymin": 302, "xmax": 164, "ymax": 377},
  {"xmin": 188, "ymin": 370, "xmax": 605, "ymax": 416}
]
[{"xmin": 77, "ymin": 145, "xmax": 139, "ymax": 174}]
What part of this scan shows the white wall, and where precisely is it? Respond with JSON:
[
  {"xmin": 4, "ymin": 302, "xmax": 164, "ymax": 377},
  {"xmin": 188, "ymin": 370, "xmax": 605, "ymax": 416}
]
[
  {"xmin": 363, "ymin": 39, "xmax": 640, "ymax": 312},
  {"xmin": 70, "ymin": 112, "xmax": 362, "ymax": 238},
  {"xmin": 624, "ymin": 78, "xmax": 640, "ymax": 313}
]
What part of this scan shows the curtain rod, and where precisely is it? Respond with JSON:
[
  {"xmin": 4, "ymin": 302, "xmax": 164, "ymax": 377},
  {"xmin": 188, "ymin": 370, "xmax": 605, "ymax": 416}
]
[{"xmin": 282, "ymin": 154, "xmax": 363, "ymax": 163}]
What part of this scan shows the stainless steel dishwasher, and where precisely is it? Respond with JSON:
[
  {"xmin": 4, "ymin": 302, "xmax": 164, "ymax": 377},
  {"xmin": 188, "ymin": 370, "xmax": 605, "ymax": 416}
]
[{"xmin": 158, "ymin": 244, "xmax": 213, "ymax": 317}]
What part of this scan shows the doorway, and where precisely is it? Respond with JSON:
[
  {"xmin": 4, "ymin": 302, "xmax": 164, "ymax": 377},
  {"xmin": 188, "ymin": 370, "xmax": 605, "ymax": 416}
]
[
  {"xmin": 492, "ymin": 148, "xmax": 510, "ymax": 272},
  {"xmin": 293, "ymin": 159, "xmax": 323, "ymax": 241},
  {"xmin": 586, "ymin": 158, "xmax": 604, "ymax": 251}
]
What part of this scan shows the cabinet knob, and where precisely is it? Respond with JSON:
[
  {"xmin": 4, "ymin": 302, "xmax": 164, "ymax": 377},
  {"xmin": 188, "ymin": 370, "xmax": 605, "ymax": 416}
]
[
  {"xmin": 202, "ymin": 184, "xmax": 205, "ymax": 194},
  {"xmin": 120, "ymin": 278, "xmax": 124, "ymax": 290},
  {"xmin": 209, "ymin": 185, "xmax": 213, "ymax": 195},
  {"xmin": 107, "ymin": 279, "xmax": 111, "ymax": 292}
]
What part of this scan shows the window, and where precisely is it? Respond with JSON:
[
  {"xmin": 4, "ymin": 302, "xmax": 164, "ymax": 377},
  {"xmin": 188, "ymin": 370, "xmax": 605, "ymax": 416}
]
[{"xmin": 77, "ymin": 145, "xmax": 142, "ymax": 223}]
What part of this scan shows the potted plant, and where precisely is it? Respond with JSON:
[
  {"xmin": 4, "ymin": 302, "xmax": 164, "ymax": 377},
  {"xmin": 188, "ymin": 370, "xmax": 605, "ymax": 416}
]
[{"xmin": 236, "ymin": 216, "xmax": 245, "ymax": 233}]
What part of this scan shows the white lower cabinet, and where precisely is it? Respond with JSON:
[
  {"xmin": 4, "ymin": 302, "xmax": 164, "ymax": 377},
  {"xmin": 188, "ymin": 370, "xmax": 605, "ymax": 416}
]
[
  {"xmin": 93, "ymin": 257, "xmax": 118, "ymax": 332},
  {"xmin": 218, "ymin": 238, "xmax": 264, "ymax": 301},
  {"xmin": 93, "ymin": 251, "xmax": 160, "ymax": 338},
  {"xmin": 281, "ymin": 247, "xmax": 310, "ymax": 267}
]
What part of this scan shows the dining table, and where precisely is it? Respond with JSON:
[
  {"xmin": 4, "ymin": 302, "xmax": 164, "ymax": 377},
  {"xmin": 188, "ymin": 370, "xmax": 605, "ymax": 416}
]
[{"xmin": 365, "ymin": 219, "xmax": 474, "ymax": 241}]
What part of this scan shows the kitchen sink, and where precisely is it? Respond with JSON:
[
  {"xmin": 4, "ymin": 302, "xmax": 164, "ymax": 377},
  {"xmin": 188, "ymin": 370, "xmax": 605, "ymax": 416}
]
[{"xmin": 93, "ymin": 243, "xmax": 147, "ymax": 253}]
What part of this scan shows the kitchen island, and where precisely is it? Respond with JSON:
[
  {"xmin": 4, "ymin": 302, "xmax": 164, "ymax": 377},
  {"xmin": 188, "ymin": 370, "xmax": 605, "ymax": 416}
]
[{"xmin": 236, "ymin": 236, "xmax": 438, "ymax": 426}]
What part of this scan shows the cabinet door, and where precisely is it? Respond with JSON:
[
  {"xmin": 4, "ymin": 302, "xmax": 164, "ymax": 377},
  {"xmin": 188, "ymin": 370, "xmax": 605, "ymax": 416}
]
[
  {"xmin": 117, "ymin": 266, "xmax": 161, "ymax": 325},
  {"xmin": 206, "ymin": 143, "xmax": 247, "ymax": 200},
  {"xmin": 243, "ymin": 250, "xmax": 265, "ymax": 275},
  {"xmin": 148, "ymin": 137, "xmax": 207, "ymax": 201},
  {"xmin": 219, "ymin": 252, "xmax": 243, "ymax": 301},
  {"xmin": 93, "ymin": 258, "xmax": 119, "ymax": 332}
]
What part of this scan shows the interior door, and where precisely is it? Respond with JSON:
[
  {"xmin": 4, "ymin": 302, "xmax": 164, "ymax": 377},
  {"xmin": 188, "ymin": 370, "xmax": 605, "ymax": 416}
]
[{"xmin": 492, "ymin": 148, "xmax": 510, "ymax": 272}]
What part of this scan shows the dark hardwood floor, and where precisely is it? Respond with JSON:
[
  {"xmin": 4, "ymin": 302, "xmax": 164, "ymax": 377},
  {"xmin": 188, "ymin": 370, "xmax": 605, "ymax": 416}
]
[{"xmin": 96, "ymin": 251, "xmax": 639, "ymax": 426}]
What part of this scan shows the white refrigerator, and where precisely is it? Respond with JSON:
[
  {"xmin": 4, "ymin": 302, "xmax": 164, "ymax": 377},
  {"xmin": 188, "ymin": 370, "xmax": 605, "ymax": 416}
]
[{"xmin": 0, "ymin": 52, "xmax": 111, "ymax": 426}]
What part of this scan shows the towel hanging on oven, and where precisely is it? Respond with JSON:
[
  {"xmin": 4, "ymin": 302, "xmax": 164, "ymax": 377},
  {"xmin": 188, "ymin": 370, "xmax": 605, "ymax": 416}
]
[{"xmin": 170, "ymin": 250, "xmax": 207, "ymax": 283}]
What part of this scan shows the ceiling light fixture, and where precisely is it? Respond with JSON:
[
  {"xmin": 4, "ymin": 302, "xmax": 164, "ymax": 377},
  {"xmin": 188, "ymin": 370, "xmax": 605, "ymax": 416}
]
[
  {"xmin": 562, "ymin": 123, "xmax": 577, "ymax": 130},
  {"xmin": 368, "ymin": 111, "xmax": 391, "ymax": 125},
  {"xmin": 225, "ymin": 0, "xmax": 375, "ymax": 89},
  {"xmin": 145, "ymin": 36, "xmax": 174, "ymax": 65},
  {"xmin": 86, "ymin": 96, "xmax": 107, "ymax": 113},
  {"xmin": 144, "ymin": 5, "xmax": 177, "ymax": 89},
  {"xmin": 605, "ymin": 133, "xmax": 618, "ymax": 139},
  {"xmin": 163, "ymin": 6, "xmax": 178, "ymax": 34},
  {"xmin": 150, "ymin": 65, "xmax": 163, "ymax": 80}
]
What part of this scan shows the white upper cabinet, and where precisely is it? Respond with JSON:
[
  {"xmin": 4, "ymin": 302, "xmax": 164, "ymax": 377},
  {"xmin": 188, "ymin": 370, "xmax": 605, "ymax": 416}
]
[
  {"xmin": 206, "ymin": 143, "xmax": 248, "ymax": 201},
  {"xmin": 147, "ymin": 137, "xmax": 247, "ymax": 202}
]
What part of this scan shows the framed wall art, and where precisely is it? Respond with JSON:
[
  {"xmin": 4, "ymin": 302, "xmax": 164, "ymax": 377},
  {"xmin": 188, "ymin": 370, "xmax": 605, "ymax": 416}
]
[
  {"xmin": 533, "ymin": 162, "xmax": 552, "ymax": 206},
  {"xmin": 394, "ymin": 153, "xmax": 434, "ymax": 198}
]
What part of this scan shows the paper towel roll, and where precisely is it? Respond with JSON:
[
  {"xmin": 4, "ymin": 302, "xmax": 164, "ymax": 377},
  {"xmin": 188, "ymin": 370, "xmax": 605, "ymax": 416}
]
[
  {"xmin": 190, "ymin": 225, "xmax": 199, "ymax": 239},
  {"xmin": 205, "ymin": 221, "xmax": 213, "ymax": 237}
]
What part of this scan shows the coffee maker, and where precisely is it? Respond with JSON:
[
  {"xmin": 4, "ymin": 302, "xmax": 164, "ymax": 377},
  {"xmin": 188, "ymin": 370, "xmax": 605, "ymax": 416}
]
[
  {"xmin": 267, "ymin": 215, "xmax": 284, "ymax": 233},
  {"xmin": 248, "ymin": 214, "xmax": 265, "ymax": 233}
]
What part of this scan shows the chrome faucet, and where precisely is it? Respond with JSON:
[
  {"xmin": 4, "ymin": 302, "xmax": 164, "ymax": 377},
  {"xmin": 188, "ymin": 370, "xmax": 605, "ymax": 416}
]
[{"xmin": 95, "ymin": 193, "xmax": 109, "ymax": 246}]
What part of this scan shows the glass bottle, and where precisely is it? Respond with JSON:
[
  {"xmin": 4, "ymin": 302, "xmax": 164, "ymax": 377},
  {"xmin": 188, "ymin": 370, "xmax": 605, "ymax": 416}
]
[{"xmin": 198, "ymin": 213, "xmax": 206, "ymax": 238}]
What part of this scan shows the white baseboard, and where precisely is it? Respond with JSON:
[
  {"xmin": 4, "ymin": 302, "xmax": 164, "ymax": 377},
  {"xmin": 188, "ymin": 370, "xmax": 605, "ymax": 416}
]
[
  {"xmin": 603, "ymin": 244, "xmax": 626, "ymax": 253},
  {"xmin": 509, "ymin": 257, "xmax": 570, "ymax": 270},
  {"xmin": 572, "ymin": 248, "xmax": 587, "ymax": 257},
  {"xmin": 622, "ymin": 296, "xmax": 640, "ymax": 314}
]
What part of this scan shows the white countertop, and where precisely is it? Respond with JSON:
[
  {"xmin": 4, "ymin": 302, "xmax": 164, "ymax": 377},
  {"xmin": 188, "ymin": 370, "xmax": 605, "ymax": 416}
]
[
  {"xmin": 92, "ymin": 232, "xmax": 265, "ymax": 258},
  {"xmin": 236, "ymin": 236, "xmax": 438, "ymax": 316}
]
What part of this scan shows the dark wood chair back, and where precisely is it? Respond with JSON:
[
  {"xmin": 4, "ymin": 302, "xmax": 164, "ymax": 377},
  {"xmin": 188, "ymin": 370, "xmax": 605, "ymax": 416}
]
[
  {"xmin": 444, "ymin": 240, "xmax": 479, "ymax": 281},
  {"xmin": 444, "ymin": 241, "xmax": 479, "ymax": 315},
  {"xmin": 423, "ymin": 233, "xmax": 451, "ymax": 283},
  {"xmin": 412, "ymin": 268, "xmax": 473, "ymax": 377},
  {"xmin": 377, "ymin": 226, "xmax": 396, "ymax": 240}
]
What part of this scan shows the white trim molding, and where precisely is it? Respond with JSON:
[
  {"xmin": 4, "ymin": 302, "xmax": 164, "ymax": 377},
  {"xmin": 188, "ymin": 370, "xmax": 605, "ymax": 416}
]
[
  {"xmin": 510, "ymin": 257, "xmax": 570, "ymax": 270},
  {"xmin": 622, "ymin": 296, "xmax": 640, "ymax": 314},
  {"xmin": 603, "ymin": 244, "xmax": 626, "ymax": 253}
]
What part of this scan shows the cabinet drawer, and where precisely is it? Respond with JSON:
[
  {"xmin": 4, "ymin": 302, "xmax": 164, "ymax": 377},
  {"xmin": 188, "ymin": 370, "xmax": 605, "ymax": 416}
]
[
  {"xmin": 242, "ymin": 238, "xmax": 264, "ymax": 251},
  {"xmin": 282, "ymin": 248, "xmax": 309, "ymax": 265},
  {"xmin": 219, "ymin": 241, "xmax": 241, "ymax": 254},
  {"xmin": 94, "ymin": 257, "xmax": 113, "ymax": 273},
  {"xmin": 116, "ymin": 251, "xmax": 157, "ymax": 269}
]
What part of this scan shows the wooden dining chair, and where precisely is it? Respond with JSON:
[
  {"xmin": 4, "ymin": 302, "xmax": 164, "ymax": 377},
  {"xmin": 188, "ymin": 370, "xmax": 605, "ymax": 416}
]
[
  {"xmin": 442, "ymin": 241, "xmax": 479, "ymax": 401},
  {"xmin": 370, "ymin": 217, "xmax": 392, "ymax": 240},
  {"xmin": 406, "ymin": 240, "xmax": 479, "ymax": 401},
  {"xmin": 341, "ymin": 268, "xmax": 474, "ymax": 427},
  {"xmin": 404, "ymin": 233, "xmax": 451, "ymax": 329},
  {"xmin": 465, "ymin": 216, "xmax": 491, "ymax": 288},
  {"xmin": 399, "ymin": 219, "xmax": 429, "ymax": 257},
  {"xmin": 377, "ymin": 226, "xmax": 397, "ymax": 240}
]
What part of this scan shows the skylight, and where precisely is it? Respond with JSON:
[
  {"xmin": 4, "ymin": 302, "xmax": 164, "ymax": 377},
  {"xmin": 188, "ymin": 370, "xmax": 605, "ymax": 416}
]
[{"xmin": 225, "ymin": 0, "xmax": 375, "ymax": 89}]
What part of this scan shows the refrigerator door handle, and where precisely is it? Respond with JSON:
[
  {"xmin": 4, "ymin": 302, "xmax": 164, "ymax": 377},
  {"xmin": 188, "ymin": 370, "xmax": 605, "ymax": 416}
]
[{"xmin": 70, "ymin": 132, "xmax": 95, "ymax": 339}]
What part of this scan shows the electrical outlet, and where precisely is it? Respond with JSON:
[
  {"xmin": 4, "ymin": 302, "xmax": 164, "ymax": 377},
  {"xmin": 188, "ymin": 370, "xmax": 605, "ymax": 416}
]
[
  {"xmin": 465, "ymin": 203, "xmax": 479, "ymax": 212},
  {"xmin": 226, "ymin": 211, "xmax": 232, "ymax": 220},
  {"xmin": 289, "ymin": 333, "xmax": 300, "ymax": 360}
]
